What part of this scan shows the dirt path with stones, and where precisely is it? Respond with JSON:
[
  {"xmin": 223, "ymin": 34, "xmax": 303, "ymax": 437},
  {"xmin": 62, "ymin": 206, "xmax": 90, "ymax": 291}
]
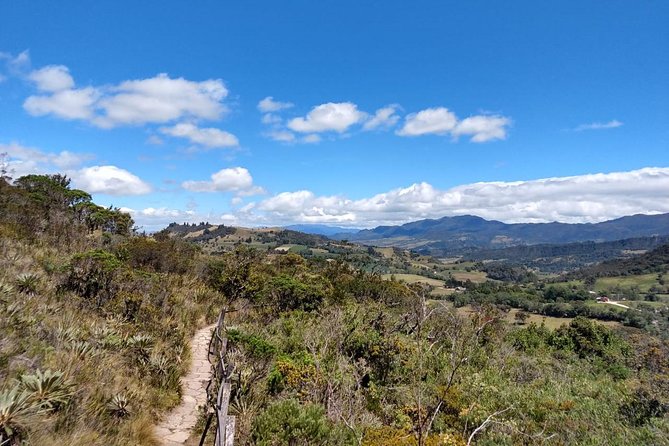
[{"xmin": 155, "ymin": 324, "xmax": 215, "ymax": 445}]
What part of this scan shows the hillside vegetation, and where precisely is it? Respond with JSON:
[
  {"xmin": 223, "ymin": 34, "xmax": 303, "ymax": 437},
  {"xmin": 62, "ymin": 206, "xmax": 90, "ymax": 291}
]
[
  {"xmin": 0, "ymin": 175, "xmax": 224, "ymax": 445},
  {"xmin": 2, "ymin": 175, "xmax": 669, "ymax": 445}
]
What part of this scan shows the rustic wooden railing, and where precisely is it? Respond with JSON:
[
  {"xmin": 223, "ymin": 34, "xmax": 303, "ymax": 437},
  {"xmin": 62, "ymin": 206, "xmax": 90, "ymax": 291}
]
[{"xmin": 199, "ymin": 310, "xmax": 235, "ymax": 446}]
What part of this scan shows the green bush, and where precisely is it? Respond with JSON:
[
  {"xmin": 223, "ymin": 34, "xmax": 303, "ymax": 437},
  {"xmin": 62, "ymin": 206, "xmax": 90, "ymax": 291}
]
[
  {"xmin": 251, "ymin": 399, "xmax": 354, "ymax": 445},
  {"xmin": 63, "ymin": 249, "xmax": 122, "ymax": 307}
]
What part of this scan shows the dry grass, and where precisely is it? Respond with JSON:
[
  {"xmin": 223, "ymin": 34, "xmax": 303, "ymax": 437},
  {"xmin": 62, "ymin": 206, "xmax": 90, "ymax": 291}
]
[{"xmin": 0, "ymin": 237, "xmax": 222, "ymax": 445}]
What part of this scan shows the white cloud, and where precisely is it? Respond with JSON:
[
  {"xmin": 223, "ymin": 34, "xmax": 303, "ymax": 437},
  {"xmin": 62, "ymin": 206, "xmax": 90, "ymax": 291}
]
[
  {"xmin": 261, "ymin": 113, "xmax": 282, "ymax": 124},
  {"xmin": 119, "ymin": 206, "xmax": 199, "ymax": 231},
  {"xmin": 363, "ymin": 105, "xmax": 401, "ymax": 131},
  {"xmin": 95, "ymin": 74, "xmax": 227, "ymax": 127},
  {"xmin": 397, "ymin": 107, "xmax": 458, "ymax": 136},
  {"xmin": 74, "ymin": 165, "xmax": 152, "ymax": 195},
  {"xmin": 258, "ymin": 96, "xmax": 294, "ymax": 113},
  {"xmin": 0, "ymin": 50, "xmax": 30, "ymax": 75},
  {"xmin": 159, "ymin": 122, "xmax": 238, "ymax": 148},
  {"xmin": 1, "ymin": 142, "xmax": 92, "ymax": 178},
  {"xmin": 265, "ymin": 130, "xmax": 296, "ymax": 143},
  {"xmin": 453, "ymin": 115, "xmax": 511, "ymax": 142},
  {"xmin": 182, "ymin": 167, "xmax": 264, "ymax": 195},
  {"xmin": 397, "ymin": 107, "xmax": 511, "ymax": 142},
  {"xmin": 574, "ymin": 120, "xmax": 623, "ymax": 131},
  {"xmin": 122, "ymin": 206, "xmax": 195, "ymax": 219},
  {"xmin": 24, "ymin": 87, "xmax": 99, "ymax": 120},
  {"xmin": 288, "ymin": 102, "xmax": 367, "ymax": 133},
  {"xmin": 244, "ymin": 167, "xmax": 669, "ymax": 226},
  {"xmin": 28, "ymin": 65, "xmax": 74, "ymax": 92},
  {"xmin": 23, "ymin": 66, "xmax": 229, "ymax": 128}
]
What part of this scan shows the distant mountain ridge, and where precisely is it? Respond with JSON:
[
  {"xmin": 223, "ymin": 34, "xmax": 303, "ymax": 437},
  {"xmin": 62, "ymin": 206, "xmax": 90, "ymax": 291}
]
[
  {"xmin": 284, "ymin": 224, "xmax": 360, "ymax": 236},
  {"xmin": 335, "ymin": 213, "xmax": 669, "ymax": 255}
]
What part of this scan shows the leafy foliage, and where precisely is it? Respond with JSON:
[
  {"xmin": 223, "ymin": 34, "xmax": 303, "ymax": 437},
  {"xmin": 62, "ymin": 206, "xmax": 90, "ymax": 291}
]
[{"xmin": 251, "ymin": 399, "xmax": 354, "ymax": 445}]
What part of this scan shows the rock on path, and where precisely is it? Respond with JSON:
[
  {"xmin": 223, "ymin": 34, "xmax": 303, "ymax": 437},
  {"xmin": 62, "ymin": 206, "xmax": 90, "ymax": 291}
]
[{"xmin": 155, "ymin": 324, "xmax": 215, "ymax": 445}]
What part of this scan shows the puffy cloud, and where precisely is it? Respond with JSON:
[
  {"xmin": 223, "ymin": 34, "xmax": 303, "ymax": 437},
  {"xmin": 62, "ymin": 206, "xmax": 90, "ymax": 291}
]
[
  {"xmin": 24, "ymin": 87, "xmax": 99, "ymax": 120},
  {"xmin": 182, "ymin": 167, "xmax": 264, "ymax": 195},
  {"xmin": 248, "ymin": 167, "xmax": 669, "ymax": 226},
  {"xmin": 121, "ymin": 206, "xmax": 195, "ymax": 220},
  {"xmin": 574, "ymin": 120, "xmax": 623, "ymax": 131},
  {"xmin": 95, "ymin": 74, "xmax": 227, "ymax": 127},
  {"xmin": 1, "ymin": 142, "xmax": 92, "ymax": 178},
  {"xmin": 258, "ymin": 190, "xmax": 356, "ymax": 223},
  {"xmin": 28, "ymin": 65, "xmax": 74, "ymax": 92},
  {"xmin": 397, "ymin": 107, "xmax": 511, "ymax": 142},
  {"xmin": 23, "ymin": 66, "xmax": 229, "ymax": 128},
  {"xmin": 119, "ymin": 206, "xmax": 199, "ymax": 231},
  {"xmin": 397, "ymin": 107, "xmax": 458, "ymax": 136},
  {"xmin": 287, "ymin": 102, "xmax": 367, "ymax": 133},
  {"xmin": 159, "ymin": 122, "xmax": 238, "ymax": 148},
  {"xmin": 452, "ymin": 115, "xmax": 511, "ymax": 142},
  {"xmin": 258, "ymin": 96, "xmax": 293, "ymax": 113},
  {"xmin": 74, "ymin": 165, "xmax": 152, "ymax": 195},
  {"xmin": 363, "ymin": 105, "xmax": 401, "ymax": 131}
]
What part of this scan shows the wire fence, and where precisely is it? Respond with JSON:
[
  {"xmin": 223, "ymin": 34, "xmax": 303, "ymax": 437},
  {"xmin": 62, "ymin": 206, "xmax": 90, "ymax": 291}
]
[{"xmin": 199, "ymin": 309, "xmax": 235, "ymax": 446}]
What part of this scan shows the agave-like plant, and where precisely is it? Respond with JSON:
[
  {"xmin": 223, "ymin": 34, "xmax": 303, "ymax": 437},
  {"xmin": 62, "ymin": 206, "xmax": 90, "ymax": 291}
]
[
  {"xmin": 0, "ymin": 385, "xmax": 40, "ymax": 444},
  {"xmin": 15, "ymin": 273, "xmax": 39, "ymax": 295},
  {"xmin": 66, "ymin": 340, "xmax": 97, "ymax": 359},
  {"xmin": 107, "ymin": 393, "xmax": 131, "ymax": 418},
  {"xmin": 56, "ymin": 324, "xmax": 80, "ymax": 344},
  {"xmin": 19, "ymin": 369, "xmax": 73, "ymax": 412},
  {"xmin": 126, "ymin": 334, "xmax": 153, "ymax": 364}
]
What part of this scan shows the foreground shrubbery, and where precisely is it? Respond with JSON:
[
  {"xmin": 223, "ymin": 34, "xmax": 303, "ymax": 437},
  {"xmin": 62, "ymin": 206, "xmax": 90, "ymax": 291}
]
[
  {"xmin": 0, "ymin": 175, "xmax": 225, "ymax": 445},
  {"xmin": 208, "ymin": 253, "xmax": 669, "ymax": 445}
]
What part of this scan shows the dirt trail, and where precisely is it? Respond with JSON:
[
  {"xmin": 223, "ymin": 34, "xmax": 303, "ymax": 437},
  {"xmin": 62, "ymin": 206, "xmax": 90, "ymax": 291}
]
[{"xmin": 154, "ymin": 324, "xmax": 215, "ymax": 445}]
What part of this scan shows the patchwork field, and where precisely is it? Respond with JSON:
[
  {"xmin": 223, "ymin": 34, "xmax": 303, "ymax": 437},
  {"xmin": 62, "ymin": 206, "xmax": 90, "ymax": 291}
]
[{"xmin": 453, "ymin": 304, "xmax": 621, "ymax": 330}]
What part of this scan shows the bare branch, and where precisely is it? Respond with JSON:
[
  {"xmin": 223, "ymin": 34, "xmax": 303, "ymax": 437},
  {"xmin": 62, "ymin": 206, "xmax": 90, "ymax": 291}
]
[{"xmin": 466, "ymin": 406, "xmax": 513, "ymax": 446}]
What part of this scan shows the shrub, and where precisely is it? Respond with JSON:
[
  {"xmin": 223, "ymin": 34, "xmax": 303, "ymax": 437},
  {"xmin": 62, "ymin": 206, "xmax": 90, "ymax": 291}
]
[
  {"xmin": 620, "ymin": 389, "xmax": 668, "ymax": 426},
  {"xmin": 63, "ymin": 249, "xmax": 122, "ymax": 307},
  {"xmin": 251, "ymin": 399, "xmax": 353, "ymax": 446}
]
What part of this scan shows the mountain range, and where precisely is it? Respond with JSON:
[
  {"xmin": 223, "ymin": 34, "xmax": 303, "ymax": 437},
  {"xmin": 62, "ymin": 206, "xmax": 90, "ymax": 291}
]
[{"xmin": 332, "ymin": 213, "xmax": 669, "ymax": 255}]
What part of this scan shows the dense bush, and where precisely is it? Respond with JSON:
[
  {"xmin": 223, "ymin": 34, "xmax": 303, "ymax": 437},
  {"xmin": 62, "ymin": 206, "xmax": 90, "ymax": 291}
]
[{"xmin": 251, "ymin": 399, "xmax": 354, "ymax": 445}]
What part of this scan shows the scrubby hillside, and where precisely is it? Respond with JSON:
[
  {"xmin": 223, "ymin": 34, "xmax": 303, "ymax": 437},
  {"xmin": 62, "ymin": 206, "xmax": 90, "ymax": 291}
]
[
  {"xmin": 0, "ymin": 175, "xmax": 225, "ymax": 445},
  {"xmin": 2, "ymin": 175, "xmax": 669, "ymax": 445}
]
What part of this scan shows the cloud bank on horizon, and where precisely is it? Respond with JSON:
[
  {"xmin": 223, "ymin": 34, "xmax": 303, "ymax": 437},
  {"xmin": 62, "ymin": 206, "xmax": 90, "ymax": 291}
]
[{"xmin": 5, "ymin": 138, "xmax": 665, "ymax": 229}]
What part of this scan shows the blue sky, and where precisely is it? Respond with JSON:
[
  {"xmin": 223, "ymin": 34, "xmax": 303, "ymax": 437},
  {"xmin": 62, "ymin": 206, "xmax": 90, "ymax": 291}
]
[{"xmin": 1, "ymin": 0, "xmax": 668, "ymax": 229}]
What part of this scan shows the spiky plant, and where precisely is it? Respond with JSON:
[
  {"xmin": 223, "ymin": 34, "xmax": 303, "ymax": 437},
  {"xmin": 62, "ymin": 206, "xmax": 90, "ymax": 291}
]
[
  {"xmin": 66, "ymin": 340, "xmax": 96, "ymax": 359},
  {"xmin": 126, "ymin": 334, "xmax": 153, "ymax": 365},
  {"xmin": 19, "ymin": 370, "xmax": 73, "ymax": 412},
  {"xmin": 0, "ymin": 386, "xmax": 40, "ymax": 444},
  {"xmin": 55, "ymin": 324, "xmax": 80, "ymax": 344},
  {"xmin": 107, "ymin": 393, "xmax": 131, "ymax": 418},
  {"xmin": 0, "ymin": 281, "xmax": 14, "ymax": 300},
  {"xmin": 15, "ymin": 273, "xmax": 39, "ymax": 295}
]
